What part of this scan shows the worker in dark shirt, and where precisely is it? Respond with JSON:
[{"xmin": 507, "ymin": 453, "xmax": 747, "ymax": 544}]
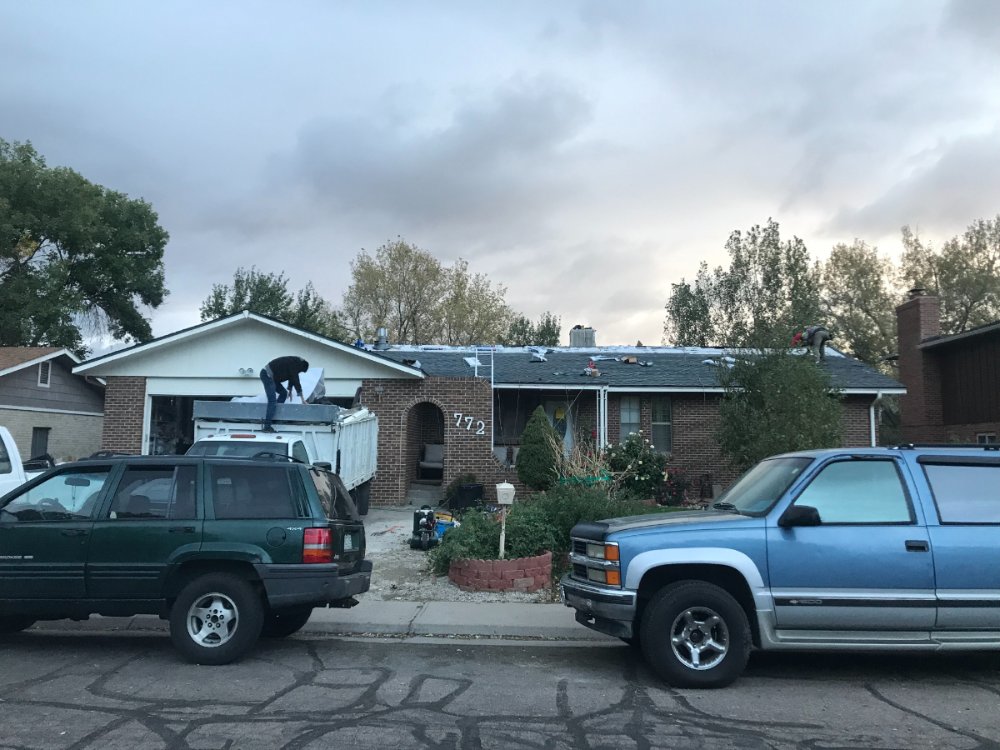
[{"xmin": 260, "ymin": 356, "xmax": 309, "ymax": 432}]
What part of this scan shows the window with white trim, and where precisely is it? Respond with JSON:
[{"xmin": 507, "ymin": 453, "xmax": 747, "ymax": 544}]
[
  {"xmin": 651, "ymin": 397, "xmax": 672, "ymax": 454},
  {"xmin": 38, "ymin": 361, "xmax": 51, "ymax": 387},
  {"xmin": 620, "ymin": 396, "xmax": 640, "ymax": 439}
]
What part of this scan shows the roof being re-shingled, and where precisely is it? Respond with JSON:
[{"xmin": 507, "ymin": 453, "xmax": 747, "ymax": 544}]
[{"xmin": 376, "ymin": 346, "xmax": 903, "ymax": 392}]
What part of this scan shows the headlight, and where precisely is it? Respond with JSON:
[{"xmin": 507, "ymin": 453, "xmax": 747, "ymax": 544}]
[
  {"xmin": 586, "ymin": 568, "xmax": 621, "ymax": 586},
  {"xmin": 586, "ymin": 542, "xmax": 619, "ymax": 561}
]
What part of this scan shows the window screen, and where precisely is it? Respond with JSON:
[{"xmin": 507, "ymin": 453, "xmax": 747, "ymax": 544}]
[
  {"xmin": 651, "ymin": 397, "xmax": 672, "ymax": 454},
  {"xmin": 924, "ymin": 464, "xmax": 1000, "ymax": 524},
  {"xmin": 620, "ymin": 397, "xmax": 640, "ymax": 439},
  {"xmin": 210, "ymin": 465, "xmax": 298, "ymax": 519},
  {"xmin": 794, "ymin": 460, "xmax": 912, "ymax": 524}
]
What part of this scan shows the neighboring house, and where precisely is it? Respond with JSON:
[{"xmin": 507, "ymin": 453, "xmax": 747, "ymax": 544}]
[
  {"xmin": 896, "ymin": 290, "xmax": 1000, "ymax": 444},
  {"xmin": 74, "ymin": 312, "xmax": 903, "ymax": 508},
  {"xmin": 0, "ymin": 347, "xmax": 105, "ymax": 462}
]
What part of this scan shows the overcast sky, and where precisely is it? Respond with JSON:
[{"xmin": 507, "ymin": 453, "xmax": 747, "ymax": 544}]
[{"xmin": 3, "ymin": 0, "xmax": 999, "ymax": 347}]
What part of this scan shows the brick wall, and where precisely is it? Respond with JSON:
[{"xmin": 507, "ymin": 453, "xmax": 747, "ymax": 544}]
[
  {"xmin": 101, "ymin": 376, "xmax": 146, "ymax": 454},
  {"xmin": 362, "ymin": 376, "xmax": 525, "ymax": 507},
  {"xmin": 896, "ymin": 294, "xmax": 945, "ymax": 442}
]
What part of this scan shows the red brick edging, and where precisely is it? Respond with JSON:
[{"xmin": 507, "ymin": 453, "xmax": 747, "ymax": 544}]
[{"xmin": 448, "ymin": 551, "xmax": 552, "ymax": 593}]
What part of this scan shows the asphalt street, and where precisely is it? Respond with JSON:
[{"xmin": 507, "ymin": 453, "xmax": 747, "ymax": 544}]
[{"xmin": 2, "ymin": 630, "xmax": 1000, "ymax": 749}]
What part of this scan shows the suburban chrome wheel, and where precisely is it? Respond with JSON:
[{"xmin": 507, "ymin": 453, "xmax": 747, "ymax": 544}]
[
  {"xmin": 670, "ymin": 606, "xmax": 729, "ymax": 670},
  {"xmin": 186, "ymin": 592, "xmax": 239, "ymax": 648}
]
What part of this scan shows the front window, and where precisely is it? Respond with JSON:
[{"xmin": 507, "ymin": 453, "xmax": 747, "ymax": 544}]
[
  {"xmin": 620, "ymin": 397, "xmax": 640, "ymax": 438},
  {"xmin": 651, "ymin": 397, "xmax": 672, "ymax": 454},
  {"xmin": 713, "ymin": 457, "xmax": 812, "ymax": 515},
  {"xmin": 1, "ymin": 468, "xmax": 111, "ymax": 522},
  {"xmin": 793, "ymin": 459, "xmax": 912, "ymax": 524}
]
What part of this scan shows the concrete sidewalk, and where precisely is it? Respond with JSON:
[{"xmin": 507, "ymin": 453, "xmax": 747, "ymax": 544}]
[{"xmin": 30, "ymin": 601, "xmax": 617, "ymax": 642}]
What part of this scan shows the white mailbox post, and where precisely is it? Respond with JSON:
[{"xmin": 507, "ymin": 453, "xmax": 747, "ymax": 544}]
[{"xmin": 496, "ymin": 482, "xmax": 516, "ymax": 559}]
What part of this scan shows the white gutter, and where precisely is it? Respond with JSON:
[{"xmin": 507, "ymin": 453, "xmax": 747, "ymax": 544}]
[{"xmin": 869, "ymin": 390, "xmax": 882, "ymax": 447}]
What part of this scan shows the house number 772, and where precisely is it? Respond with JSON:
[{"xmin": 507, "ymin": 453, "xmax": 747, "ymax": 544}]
[{"xmin": 454, "ymin": 412, "xmax": 486, "ymax": 435}]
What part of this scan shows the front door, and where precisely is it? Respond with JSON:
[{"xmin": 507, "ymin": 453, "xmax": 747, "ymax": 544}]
[
  {"xmin": 87, "ymin": 463, "xmax": 202, "ymax": 599},
  {"xmin": 0, "ymin": 466, "xmax": 113, "ymax": 598},
  {"xmin": 767, "ymin": 457, "xmax": 936, "ymax": 631}
]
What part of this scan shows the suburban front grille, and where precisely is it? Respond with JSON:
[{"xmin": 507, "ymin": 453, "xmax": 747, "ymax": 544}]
[
  {"xmin": 573, "ymin": 563, "xmax": 588, "ymax": 578},
  {"xmin": 572, "ymin": 539, "xmax": 587, "ymax": 555}
]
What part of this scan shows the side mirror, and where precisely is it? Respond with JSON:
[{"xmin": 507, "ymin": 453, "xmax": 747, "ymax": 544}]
[
  {"xmin": 778, "ymin": 504, "xmax": 821, "ymax": 528},
  {"xmin": 313, "ymin": 461, "xmax": 333, "ymax": 471}
]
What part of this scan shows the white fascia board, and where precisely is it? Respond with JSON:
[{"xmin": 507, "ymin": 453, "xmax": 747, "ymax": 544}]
[
  {"xmin": 0, "ymin": 404, "xmax": 103, "ymax": 417},
  {"xmin": 602, "ymin": 386, "xmax": 906, "ymax": 396},
  {"xmin": 145, "ymin": 376, "xmax": 363, "ymax": 399},
  {"xmin": 0, "ymin": 349, "xmax": 80, "ymax": 379},
  {"xmin": 73, "ymin": 312, "xmax": 423, "ymax": 378}
]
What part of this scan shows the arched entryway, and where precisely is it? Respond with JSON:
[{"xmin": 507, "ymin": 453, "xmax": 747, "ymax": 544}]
[{"xmin": 406, "ymin": 401, "xmax": 445, "ymax": 493}]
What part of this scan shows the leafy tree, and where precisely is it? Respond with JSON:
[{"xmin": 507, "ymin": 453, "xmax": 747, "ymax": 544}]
[
  {"xmin": 517, "ymin": 406, "xmax": 561, "ymax": 491},
  {"xmin": 201, "ymin": 266, "xmax": 347, "ymax": 339},
  {"xmin": 342, "ymin": 238, "xmax": 517, "ymax": 345},
  {"xmin": 664, "ymin": 219, "xmax": 821, "ymax": 348},
  {"xmin": 0, "ymin": 139, "xmax": 168, "ymax": 355},
  {"xmin": 440, "ymin": 258, "xmax": 514, "ymax": 345},
  {"xmin": 819, "ymin": 240, "xmax": 899, "ymax": 367},
  {"xmin": 501, "ymin": 311, "xmax": 562, "ymax": 346},
  {"xmin": 901, "ymin": 217, "xmax": 1000, "ymax": 334},
  {"xmin": 716, "ymin": 347, "xmax": 842, "ymax": 471}
]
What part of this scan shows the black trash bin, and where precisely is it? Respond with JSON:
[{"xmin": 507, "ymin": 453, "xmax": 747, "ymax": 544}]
[{"xmin": 453, "ymin": 483, "xmax": 483, "ymax": 512}]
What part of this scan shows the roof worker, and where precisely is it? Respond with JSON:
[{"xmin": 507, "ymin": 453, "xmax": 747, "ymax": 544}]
[
  {"xmin": 791, "ymin": 325, "xmax": 833, "ymax": 361},
  {"xmin": 260, "ymin": 356, "xmax": 309, "ymax": 432}
]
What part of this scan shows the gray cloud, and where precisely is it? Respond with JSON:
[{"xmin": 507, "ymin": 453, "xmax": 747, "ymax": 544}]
[
  {"xmin": 825, "ymin": 129, "xmax": 1000, "ymax": 237},
  {"xmin": 944, "ymin": 0, "xmax": 1000, "ymax": 50}
]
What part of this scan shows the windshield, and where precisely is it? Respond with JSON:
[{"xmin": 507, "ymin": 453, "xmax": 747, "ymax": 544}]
[
  {"xmin": 187, "ymin": 441, "xmax": 284, "ymax": 458},
  {"xmin": 714, "ymin": 457, "xmax": 813, "ymax": 515}
]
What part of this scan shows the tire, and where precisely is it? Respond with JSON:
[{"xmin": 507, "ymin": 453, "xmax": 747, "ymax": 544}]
[
  {"xmin": 169, "ymin": 573, "xmax": 264, "ymax": 665},
  {"xmin": 0, "ymin": 616, "xmax": 35, "ymax": 634},
  {"xmin": 262, "ymin": 606, "xmax": 313, "ymax": 638},
  {"xmin": 419, "ymin": 530, "xmax": 431, "ymax": 551},
  {"xmin": 639, "ymin": 581, "xmax": 751, "ymax": 689}
]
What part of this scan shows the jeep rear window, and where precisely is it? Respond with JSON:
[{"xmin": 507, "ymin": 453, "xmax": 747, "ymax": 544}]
[
  {"xmin": 187, "ymin": 441, "xmax": 285, "ymax": 458},
  {"xmin": 209, "ymin": 464, "xmax": 300, "ymax": 519},
  {"xmin": 310, "ymin": 469, "xmax": 360, "ymax": 521},
  {"xmin": 715, "ymin": 457, "xmax": 812, "ymax": 515}
]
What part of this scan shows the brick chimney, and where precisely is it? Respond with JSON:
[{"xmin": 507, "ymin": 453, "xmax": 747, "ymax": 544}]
[{"xmin": 896, "ymin": 289, "xmax": 943, "ymax": 442}]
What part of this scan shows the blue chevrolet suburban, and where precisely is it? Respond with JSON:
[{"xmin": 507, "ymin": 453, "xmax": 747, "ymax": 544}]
[{"xmin": 561, "ymin": 445, "xmax": 1000, "ymax": 688}]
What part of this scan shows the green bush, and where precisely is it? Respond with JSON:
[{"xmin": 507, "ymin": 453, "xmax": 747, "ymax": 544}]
[
  {"xmin": 603, "ymin": 432, "xmax": 667, "ymax": 501},
  {"xmin": 517, "ymin": 406, "xmax": 560, "ymax": 491},
  {"xmin": 429, "ymin": 483, "xmax": 669, "ymax": 577}
]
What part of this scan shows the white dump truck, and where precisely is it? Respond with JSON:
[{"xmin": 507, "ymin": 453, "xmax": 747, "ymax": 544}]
[{"xmin": 187, "ymin": 401, "xmax": 378, "ymax": 515}]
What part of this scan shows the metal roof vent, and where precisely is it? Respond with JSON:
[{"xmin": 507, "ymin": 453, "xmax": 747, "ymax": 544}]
[{"xmin": 374, "ymin": 327, "xmax": 390, "ymax": 350}]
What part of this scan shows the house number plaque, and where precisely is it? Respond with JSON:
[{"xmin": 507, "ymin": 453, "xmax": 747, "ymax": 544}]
[{"xmin": 453, "ymin": 412, "xmax": 486, "ymax": 435}]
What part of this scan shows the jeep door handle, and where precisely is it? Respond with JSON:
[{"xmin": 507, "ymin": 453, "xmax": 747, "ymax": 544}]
[
  {"xmin": 905, "ymin": 540, "xmax": 929, "ymax": 552},
  {"xmin": 61, "ymin": 528, "xmax": 88, "ymax": 537},
  {"xmin": 168, "ymin": 526, "xmax": 196, "ymax": 534}
]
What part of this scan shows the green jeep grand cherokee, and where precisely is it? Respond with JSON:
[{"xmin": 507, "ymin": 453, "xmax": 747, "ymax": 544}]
[{"xmin": 0, "ymin": 454, "xmax": 371, "ymax": 664}]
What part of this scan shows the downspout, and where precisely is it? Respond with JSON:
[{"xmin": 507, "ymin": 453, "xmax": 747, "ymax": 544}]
[
  {"xmin": 599, "ymin": 386, "xmax": 609, "ymax": 449},
  {"xmin": 869, "ymin": 391, "xmax": 882, "ymax": 447}
]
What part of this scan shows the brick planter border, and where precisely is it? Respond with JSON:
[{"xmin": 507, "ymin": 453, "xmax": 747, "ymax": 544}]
[{"xmin": 448, "ymin": 551, "xmax": 552, "ymax": 593}]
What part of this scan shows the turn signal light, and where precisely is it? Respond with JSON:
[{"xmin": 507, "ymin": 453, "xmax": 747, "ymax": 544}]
[
  {"xmin": 303, "ymin": 527, "xmax": 333, "ymax": 563},
  {"xmin": 606, "ymin": 570, "xmax": 621, "ymax": 586},
  {"xmin": 604, "ymin": 544, "xmax": 620, "ymax": 562}
]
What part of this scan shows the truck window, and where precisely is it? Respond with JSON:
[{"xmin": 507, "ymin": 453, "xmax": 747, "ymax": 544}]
[
  {"xmin": 107, "ymin": 465, "xmax": 198, "ymax": 520},
  {"xmin": 209, "ymin": 464, "xmax": 299, "ymax": 520},
  {"xmin": 923, "ymin": 464, "xmax": 1000, "ymax": 524},
  {"xmin": 292, "ymin": 442, "xmax": 310, "ymax": 465},
  {"xmin": 794, "ymin": 460, "xmax": 912, "ymax": 524},
  {"xmin": 1, "ymin": 468, "xmax": 111, "ymax": 521},
  {"xmin": 187, "ymin": 441, "xmax": 285, "ymax": 458}
]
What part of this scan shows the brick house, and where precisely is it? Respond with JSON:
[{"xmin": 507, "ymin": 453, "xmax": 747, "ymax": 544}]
[
  {"xmin": 74, "ymin": 312, "xmax": 903, "ymax": 508},
  {"xmin": 0, "ymin": 347, "xmax": 105, "ymax": 462},
  {"xmin": 896, "ymin": 290, "xmax": 1000, "ymax": 444}
]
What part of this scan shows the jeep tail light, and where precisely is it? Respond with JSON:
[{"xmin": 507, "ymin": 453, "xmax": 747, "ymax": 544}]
[{"xmin": 303, "ymin": 527, "xmax": 333, "ymax": 564}]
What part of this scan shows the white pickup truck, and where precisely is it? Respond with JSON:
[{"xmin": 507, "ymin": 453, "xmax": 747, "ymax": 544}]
[
  {"xmin": 186, "ymin": 401, "xmax": 378, "ymax": 515},
  {"xmin": 0, "ymin": 426, "xmax": 50, "ymax": 498}
]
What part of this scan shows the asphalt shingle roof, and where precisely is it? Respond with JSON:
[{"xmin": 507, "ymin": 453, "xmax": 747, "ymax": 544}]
[{"xmin": 376, "ymin": 347, "xmax": 903, "ymax": 392}]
